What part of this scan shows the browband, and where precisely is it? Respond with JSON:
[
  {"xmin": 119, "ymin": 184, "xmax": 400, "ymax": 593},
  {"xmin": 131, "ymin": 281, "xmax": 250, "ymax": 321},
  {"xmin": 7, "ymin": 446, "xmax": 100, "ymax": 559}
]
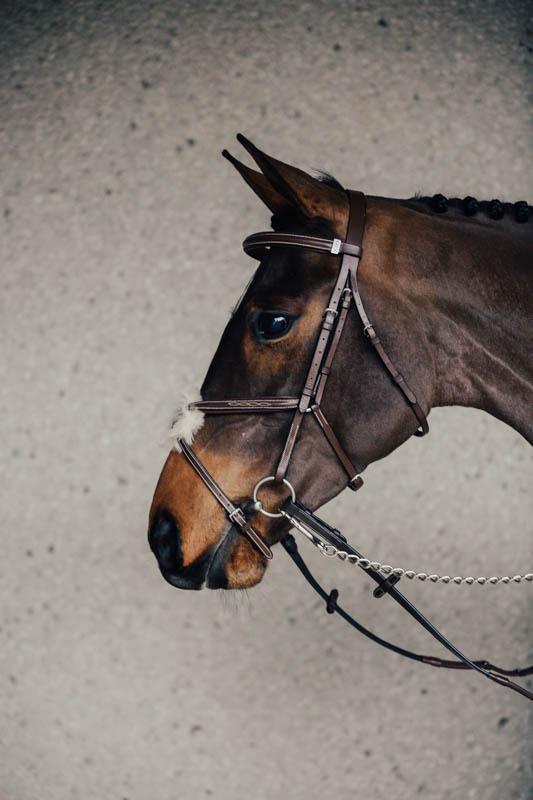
[{"xmin": 243, "ymin": 232, "xmax": 362, "ymax": 259}]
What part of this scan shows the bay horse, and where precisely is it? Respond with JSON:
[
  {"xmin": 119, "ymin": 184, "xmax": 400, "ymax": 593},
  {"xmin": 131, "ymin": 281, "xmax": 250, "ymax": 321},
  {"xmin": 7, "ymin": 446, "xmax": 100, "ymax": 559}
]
[
  {"xmin": 149, "ymin": 134, "xmax": 531, "ymax": 593},
  {"xmin": 147, "ymin": 137, "xmax": 533, "ymax": 695}
]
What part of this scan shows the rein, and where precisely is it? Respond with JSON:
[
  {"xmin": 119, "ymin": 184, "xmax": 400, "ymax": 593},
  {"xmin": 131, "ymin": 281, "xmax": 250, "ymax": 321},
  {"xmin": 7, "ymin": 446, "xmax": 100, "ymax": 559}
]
[
  {"xmin": 176, "ymin": 189, "xmax": 533, "ymax": 702},
  {"xmin": 280, "ymin": 500, "xmax": 533, "ymax": 702}
]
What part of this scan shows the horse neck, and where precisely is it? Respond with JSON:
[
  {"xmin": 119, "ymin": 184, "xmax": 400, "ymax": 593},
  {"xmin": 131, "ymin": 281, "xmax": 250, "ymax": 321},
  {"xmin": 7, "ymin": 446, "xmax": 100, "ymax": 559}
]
[{"xmin": 371, "ymin": 201, "xmax": 533, "ymax": 444}]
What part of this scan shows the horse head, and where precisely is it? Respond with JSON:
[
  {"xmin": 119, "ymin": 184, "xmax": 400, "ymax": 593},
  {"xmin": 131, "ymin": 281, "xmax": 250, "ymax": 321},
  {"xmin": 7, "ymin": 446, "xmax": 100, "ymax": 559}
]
[{"xmin": 148, "ymin": 135, "xmax": 437, "ymax": 590}]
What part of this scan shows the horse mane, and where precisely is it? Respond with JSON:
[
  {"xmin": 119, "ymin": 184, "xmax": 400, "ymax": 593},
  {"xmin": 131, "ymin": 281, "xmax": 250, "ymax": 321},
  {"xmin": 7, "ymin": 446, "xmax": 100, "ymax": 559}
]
[{"xmin": 407, "ymin": 194, "xmax": 531, "ymax": 224}]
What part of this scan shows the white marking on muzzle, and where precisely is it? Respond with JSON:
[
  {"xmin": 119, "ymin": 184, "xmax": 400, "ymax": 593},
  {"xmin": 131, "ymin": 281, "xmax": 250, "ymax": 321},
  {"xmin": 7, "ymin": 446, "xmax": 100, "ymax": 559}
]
[{"xmin": 169, "ymin": 394, "xmax": 205, "ymax": 451}]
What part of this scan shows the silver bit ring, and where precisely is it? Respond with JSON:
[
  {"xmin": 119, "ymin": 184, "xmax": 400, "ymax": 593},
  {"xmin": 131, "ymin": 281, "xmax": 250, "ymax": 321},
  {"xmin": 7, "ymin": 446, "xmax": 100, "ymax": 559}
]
[{"xmin": 252, "ymin": 476, "xmax": 296, "ymax": 518}]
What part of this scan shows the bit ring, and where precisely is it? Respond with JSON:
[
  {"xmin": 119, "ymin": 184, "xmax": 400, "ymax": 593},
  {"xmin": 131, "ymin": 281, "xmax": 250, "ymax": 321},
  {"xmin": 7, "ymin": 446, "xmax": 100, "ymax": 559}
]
[{"xmin": 252, "ymin": 476, "xmax": 296, "ymax": 518}]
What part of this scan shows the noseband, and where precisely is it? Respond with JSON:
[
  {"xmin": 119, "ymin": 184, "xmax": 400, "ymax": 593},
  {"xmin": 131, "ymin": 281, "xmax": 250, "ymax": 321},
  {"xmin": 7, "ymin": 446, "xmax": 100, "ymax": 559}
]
[{"xmin": 176, "ymin": 190, "xmax": 533, "ymax": 702}]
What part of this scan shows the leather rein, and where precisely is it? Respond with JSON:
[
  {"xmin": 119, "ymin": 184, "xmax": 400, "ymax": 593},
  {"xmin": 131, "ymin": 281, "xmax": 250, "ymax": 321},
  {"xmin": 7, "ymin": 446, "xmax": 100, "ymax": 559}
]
[{"xmin": 176, "ymin": 190, "xmax": 533, "ymax": 702}]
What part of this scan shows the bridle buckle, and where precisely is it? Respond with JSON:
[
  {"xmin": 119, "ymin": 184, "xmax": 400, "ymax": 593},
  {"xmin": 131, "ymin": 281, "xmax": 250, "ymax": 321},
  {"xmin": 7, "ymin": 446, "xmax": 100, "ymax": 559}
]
[
  {"xmin": 348, "ymin": 474, "xmax": 364, "ymax": 491},
  {"xmin": 228, "ymin": 506, "xmax": 243, "ymax": 522}
]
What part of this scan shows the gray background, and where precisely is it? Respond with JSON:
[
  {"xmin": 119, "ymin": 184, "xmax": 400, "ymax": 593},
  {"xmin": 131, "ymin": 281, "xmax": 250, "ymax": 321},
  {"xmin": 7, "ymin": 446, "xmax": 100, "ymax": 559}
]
[{"xmin": 1, "ymin": 1, "xmax": 532, "ymax": 798}]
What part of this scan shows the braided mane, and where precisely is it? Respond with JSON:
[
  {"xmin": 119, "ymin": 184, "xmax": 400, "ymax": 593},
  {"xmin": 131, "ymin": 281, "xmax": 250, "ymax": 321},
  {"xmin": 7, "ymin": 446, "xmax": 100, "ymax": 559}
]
[
  {"xmin": 410, "ymin": 194, "xmax": 530, "ymax": 223},
  {"xmin": 320, "ymin": 174, "xmax": 531, "ymax": 224}
]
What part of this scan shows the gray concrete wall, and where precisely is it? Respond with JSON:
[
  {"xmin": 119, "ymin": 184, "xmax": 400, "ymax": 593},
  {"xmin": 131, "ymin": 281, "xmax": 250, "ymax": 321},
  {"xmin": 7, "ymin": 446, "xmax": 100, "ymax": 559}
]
[{"xmin": 1, "ymin": 1, "xmax": 532, "ymax": 798}]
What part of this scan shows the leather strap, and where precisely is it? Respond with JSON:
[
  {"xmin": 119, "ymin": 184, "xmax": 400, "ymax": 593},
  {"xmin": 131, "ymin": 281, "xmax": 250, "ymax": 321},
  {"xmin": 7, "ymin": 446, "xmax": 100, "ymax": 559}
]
[
  {"xmin": 275, "ymin": 409, "xmax": 305, "ymax": 483},
  {"xmin": 314, "ymin": 287, "xmax": 352, "ymax": 406},
  {"xmin": 243, "ymin": 232, "xmax": 362, "ymax": 260},
  {"xmin": 190, "ymin": 397, "xmax": 299, "ymax": 414},
  {"xmin": 299, "ymin": 259, "xmax": 353, "ymax": 413},
  {"xmin": 344, "ymin": 189, "xmax": 367, "ymax": 244},
  {"xmin": 179, "ymin": 439, "xmax": 273, "ymax": 560},
  {"xmin": 311, "ymin": 406, "xmax": 363, "ymax": 489},
  {"xmin": 345, "ymin": 203, "xmax": 429, "ymax": 437}
]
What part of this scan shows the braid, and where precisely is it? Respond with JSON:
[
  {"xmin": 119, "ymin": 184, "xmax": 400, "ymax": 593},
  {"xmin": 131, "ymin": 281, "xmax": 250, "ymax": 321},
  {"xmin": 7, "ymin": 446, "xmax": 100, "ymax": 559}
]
[{"xmin": 413, "ymin": 194, "xmax": 531, "ymax": 224}]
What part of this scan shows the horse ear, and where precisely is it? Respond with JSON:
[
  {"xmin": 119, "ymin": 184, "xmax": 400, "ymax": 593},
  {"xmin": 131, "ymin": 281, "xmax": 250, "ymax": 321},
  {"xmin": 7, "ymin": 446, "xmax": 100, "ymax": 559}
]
[
  {"xmin": 234, "ymin": 133, "xmax": 348, "ymax": 232},
  {"xmin": 222, "ymin": 149, "xmax": 290, "ymax": 215}
]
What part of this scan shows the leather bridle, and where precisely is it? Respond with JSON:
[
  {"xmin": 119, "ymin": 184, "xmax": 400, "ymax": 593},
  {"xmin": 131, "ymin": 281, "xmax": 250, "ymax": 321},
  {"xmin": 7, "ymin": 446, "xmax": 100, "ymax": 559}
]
[
  {"xmin": 176, "ymin": 190, "xmax": 533, "ymax": 702},
  {"xmin": 180, "ymin": 191, "xmax": 427, "ymax": 554}
]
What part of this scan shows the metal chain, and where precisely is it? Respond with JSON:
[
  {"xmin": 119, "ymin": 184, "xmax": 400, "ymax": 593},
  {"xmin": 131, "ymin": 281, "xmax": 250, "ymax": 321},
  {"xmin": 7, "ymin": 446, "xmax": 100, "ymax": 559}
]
[{"xmin": 316, "ymin": 542, "xmax": 533, "ymax": 585}]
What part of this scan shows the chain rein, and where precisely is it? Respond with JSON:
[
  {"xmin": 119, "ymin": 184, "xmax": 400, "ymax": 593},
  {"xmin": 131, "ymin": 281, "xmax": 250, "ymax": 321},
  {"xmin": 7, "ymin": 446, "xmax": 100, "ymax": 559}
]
[{"xmin": 311, "ymin": 540, "xmax": 532, "ymax": 587}]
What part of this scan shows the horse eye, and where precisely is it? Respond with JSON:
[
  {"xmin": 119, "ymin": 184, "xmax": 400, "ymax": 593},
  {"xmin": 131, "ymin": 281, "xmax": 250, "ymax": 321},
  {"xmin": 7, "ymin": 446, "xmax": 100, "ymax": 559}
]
[{"xmin": 250, "ymin": 310, "xmax": 298, "ymax": 342}]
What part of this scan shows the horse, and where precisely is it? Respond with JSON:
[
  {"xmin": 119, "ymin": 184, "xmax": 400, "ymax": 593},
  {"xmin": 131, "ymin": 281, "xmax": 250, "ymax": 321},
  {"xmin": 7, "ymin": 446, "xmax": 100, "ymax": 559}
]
[{"xmin": 148, "ymin": 134, "xmax": 532, "ymax": 600}]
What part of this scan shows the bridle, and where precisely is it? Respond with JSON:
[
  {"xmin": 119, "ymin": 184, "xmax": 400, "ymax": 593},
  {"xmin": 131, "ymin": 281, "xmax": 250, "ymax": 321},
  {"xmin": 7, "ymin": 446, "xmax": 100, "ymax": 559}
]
[
  {"xmin": 180, "ymin": 191, "xmax": 428, "ymax": 554},
  {"xmin": 176, "ymin": 190, "xmax": 533, "ymax": 702}
]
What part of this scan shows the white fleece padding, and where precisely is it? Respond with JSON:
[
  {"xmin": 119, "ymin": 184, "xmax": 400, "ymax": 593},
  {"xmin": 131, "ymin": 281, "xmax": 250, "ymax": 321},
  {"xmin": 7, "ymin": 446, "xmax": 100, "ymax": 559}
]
[{"xmin": 168, "ymin": 395, "xmax": 205, "ymax": 451}]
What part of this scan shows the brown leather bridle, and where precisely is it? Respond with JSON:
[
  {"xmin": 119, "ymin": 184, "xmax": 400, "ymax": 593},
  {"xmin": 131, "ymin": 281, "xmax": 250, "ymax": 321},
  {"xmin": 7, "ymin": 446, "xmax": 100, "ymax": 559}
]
[
  {"xmin": 176, "ymin": 190, "xmax": 533, "ymax": 702},
  {"xmin": 179, "ymin": 191, "xmax": 427, "ymax": 556}
]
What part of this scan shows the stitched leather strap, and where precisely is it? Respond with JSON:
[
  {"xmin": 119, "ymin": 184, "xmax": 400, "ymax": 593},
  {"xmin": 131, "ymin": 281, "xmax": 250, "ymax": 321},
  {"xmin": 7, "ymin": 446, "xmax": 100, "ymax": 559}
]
[{"xmin": 190, "ymin": 397, "xmax": 299, "ymax": 414}]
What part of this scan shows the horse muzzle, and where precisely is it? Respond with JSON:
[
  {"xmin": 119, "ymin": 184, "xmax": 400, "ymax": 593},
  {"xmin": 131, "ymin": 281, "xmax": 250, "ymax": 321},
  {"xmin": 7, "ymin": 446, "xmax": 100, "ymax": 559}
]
[
  {"xmin": 148, "ymin": 509, "xmax": 269, "ymax": 590},
  {"xmin": 148, "ymin": 510, "xmax": 209, "ymax": 590}
]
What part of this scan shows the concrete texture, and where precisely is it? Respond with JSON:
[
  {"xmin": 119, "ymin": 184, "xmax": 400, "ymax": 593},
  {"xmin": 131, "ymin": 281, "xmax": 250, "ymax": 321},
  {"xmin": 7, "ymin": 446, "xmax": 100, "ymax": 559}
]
[{"xmin": 1, "ymin": 1, "xmax": 532, "ymax": 798}]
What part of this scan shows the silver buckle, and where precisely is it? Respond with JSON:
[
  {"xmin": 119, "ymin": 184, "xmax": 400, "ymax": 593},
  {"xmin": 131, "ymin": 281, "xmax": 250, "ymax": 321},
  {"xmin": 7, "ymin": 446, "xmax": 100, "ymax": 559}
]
[
  {"xmin": 348, "ymin": 474, "xmax": 363, "ymax": 491},
  {"xmin": 330, "ymin": 238, "xmax": 342, "ymax": 255}
]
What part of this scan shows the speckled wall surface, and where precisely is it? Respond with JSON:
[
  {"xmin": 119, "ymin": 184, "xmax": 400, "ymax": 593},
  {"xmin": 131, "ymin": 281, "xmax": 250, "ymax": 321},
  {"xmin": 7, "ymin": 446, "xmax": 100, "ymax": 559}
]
[{"xmin": 1, "ymin": 2, "xmax": 532, "ymax": 798}]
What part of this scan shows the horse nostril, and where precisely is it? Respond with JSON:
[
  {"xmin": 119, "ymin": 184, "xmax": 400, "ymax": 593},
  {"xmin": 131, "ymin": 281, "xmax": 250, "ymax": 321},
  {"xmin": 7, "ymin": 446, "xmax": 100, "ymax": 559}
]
[{"xmin": 148, "ymin": 510, "xmax": 182, "ymax": 571}]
